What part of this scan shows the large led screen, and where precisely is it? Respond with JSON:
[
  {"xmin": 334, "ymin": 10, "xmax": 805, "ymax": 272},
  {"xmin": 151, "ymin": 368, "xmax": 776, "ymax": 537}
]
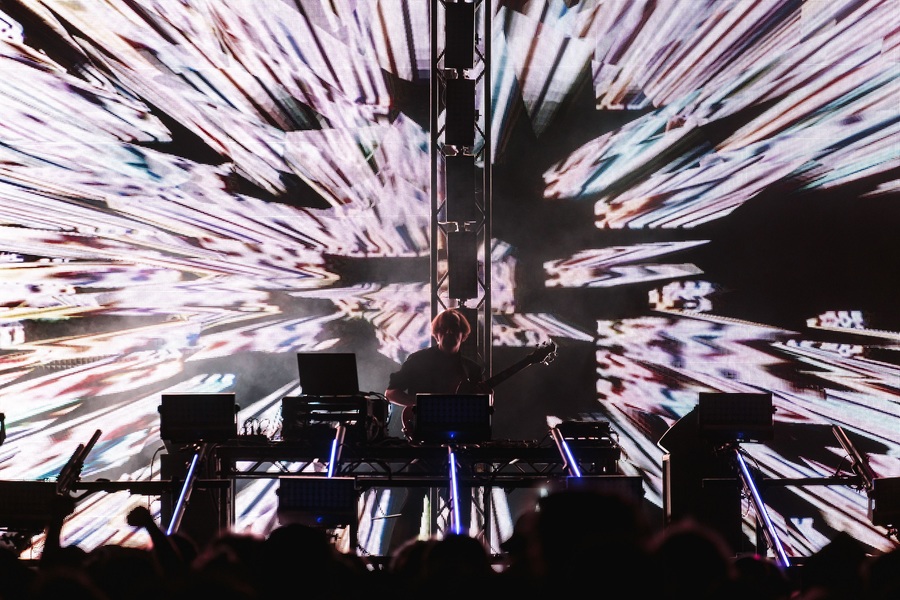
[{"xmin": 0, "ymin": 0, "xmax": 898, "ymax": 559}]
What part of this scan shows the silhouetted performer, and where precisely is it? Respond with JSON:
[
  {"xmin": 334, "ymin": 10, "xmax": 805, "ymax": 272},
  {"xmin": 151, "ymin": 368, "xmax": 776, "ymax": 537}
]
[
  {"xmin": 386, "ymin": 308, "xmax": 485, "ymax": 437},
  {"xmin": 384, "ymin": 309, "xmax": 486, "ymax": 551}
]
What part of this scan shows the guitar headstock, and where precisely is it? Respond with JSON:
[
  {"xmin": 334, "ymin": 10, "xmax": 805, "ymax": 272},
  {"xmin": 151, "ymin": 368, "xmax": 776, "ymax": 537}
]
[{"xmin": 530, "ymin": 341, "xmax": 557, "ymax": 366}]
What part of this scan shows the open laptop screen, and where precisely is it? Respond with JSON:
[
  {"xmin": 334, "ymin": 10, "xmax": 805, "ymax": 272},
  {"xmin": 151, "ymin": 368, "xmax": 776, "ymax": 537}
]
[{"xmin": 296, "ymin": 352, "xmax": 360, "ymax": 396}]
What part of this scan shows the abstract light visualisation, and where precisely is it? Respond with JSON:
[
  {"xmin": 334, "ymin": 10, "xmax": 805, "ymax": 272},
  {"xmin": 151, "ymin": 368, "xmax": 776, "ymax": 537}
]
[{"xmin": 0, "ymin": 0, "xmax": 897, "ymax": 558}]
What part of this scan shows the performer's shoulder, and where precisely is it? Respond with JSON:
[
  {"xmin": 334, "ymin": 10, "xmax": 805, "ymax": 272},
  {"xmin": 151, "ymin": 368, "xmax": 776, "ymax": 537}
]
[{"xmin": 405, "ymin": 346, "xmax": 436, "ymax": 361}]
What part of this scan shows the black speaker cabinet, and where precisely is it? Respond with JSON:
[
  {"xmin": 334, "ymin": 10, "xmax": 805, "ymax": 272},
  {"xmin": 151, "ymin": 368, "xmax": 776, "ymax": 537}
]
[{"xmin": 658, "ymin": 406, "xmax": 745, "ymax": 553}]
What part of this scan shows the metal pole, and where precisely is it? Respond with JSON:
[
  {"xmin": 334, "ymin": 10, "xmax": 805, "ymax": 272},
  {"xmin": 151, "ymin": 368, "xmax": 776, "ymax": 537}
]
[{"xmin": 167, "ymin": 443, "xmax": 208, "ymax": 536}]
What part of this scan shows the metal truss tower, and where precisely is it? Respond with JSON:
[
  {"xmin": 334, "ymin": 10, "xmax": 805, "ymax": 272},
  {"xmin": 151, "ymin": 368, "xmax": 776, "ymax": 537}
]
[{"xmin": 430, "ymin": 0, "xmax": 492, "ymax": 374}]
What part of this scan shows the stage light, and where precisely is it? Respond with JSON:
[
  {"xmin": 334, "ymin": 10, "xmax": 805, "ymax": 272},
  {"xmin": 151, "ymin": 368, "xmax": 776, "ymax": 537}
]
[
  {"xmin": 698, "ymin": 392, "xmax": 774, "ymax": 443},
  {"xmin": 277, "ymin": 477, "xmax": 357, "ymax": 529},
  {"xmin": 159, "ymin": 393, "xmax": 239, "ymax": 444},
  {"xmin": 0, "ymin": 480, "xmax": 57, "ymax": 534},
  {"xmin": 412, "ymin": 393, "xmax": 492, "ymax": 445}
]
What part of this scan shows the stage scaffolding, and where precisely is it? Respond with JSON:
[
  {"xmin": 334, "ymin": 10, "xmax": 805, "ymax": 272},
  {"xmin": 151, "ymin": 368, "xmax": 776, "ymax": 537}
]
[{"xmin": 207, "ymin": 434, "xmax": 627, "ymax": 558}]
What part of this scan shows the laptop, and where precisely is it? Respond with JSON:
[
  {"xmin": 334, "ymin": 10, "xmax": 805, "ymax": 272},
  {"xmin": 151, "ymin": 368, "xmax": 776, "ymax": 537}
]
[{"xmin": 296, "ymin": 352, "xmax": 360, "ymax": 397}]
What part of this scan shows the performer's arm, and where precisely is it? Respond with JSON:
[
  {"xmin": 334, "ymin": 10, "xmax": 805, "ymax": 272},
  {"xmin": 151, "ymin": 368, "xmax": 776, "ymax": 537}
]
[{"xmin": 385, "ymin": 387, "xmax": 415, "ymax": 408}]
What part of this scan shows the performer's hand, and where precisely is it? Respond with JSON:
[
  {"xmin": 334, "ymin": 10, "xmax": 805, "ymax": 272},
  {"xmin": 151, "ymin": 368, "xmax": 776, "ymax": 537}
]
[
  {"xmin": 386, "ymin": 388, "xmax": 415, "ymax": 407},
  {"xmin": 456, "ymin": 379, "xmax": 492, "ymax": 394},
  {"xmin": 473, "ymin": 380, "xmax": 492, "ymax": 394}
]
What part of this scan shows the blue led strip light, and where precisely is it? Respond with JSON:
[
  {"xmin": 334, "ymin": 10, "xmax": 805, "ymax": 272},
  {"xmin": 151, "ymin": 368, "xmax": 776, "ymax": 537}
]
[
  {"xmin": 327, "ymin": 425, "xmax": 347, "ymax": 478},
  {"xmin": 550, "ymin": 426, "xmax": 582, "ymax": 477},
  {"xmin": 559, "ymin": 438, "xmax": 582, "ymax": 478},
  {"xmin": 167, "ymin": 445, "xmax": 206, "ymax": 536},
  {"xmin": 735, "ymin": 449, "xmax": 791, "ymax": 568},
  {"xmin": 449, "ymin": 446, "xmax": 462, "ymax": 535}
]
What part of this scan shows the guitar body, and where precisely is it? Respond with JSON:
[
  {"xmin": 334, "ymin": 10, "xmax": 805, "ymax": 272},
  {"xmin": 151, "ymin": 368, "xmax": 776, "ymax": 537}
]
[
  {"xmin": 401, "ymin": 341, "xmax": 557, "ymax": 440},
  {"xmin": 455, "ymin": 378, "xmax": 494, "ymax": 395},
  {"xmin": 400, "ymin": 379, "xmax": 492, "ymax": 435}
]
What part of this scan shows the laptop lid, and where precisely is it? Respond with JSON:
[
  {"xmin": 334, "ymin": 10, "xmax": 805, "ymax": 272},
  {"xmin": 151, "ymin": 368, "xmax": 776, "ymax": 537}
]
[{"xmin": 296, "ymin": 352, "xmax": 360, "ymax": 396}]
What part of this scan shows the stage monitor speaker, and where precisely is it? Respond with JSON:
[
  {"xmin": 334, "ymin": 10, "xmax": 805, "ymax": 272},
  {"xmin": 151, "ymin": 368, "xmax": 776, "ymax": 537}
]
[
  {"xmin": 159, "ymin": 393, "xmax": 238, "ymax": 443},
  {"xmin": 413, "ymin": 393, "xmax": 492, "ymax": 444},
  {"xmin": 277, "ymin": 477, "xmax": 357, "ymax": 529}
]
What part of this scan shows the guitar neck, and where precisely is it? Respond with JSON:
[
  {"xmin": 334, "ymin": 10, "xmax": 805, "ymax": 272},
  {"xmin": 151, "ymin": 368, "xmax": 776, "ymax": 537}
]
[
  {"xmin": 463, "ymin": 342, "xmax": 556, "ymax": 392},
  {"xmin": 484, "ymin": 358, "xmax": 535, "ymax": 389}
]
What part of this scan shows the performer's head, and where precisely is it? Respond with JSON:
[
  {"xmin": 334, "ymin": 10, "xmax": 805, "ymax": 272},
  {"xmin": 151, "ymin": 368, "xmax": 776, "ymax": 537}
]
[{"xmin": 431, "ymin": 309, "xmax": 471, "ymax": 354}]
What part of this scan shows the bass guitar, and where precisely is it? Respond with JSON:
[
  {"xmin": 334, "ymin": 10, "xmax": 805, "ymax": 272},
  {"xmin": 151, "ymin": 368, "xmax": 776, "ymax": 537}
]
[{"xmin": 402, "ymin": 341, "xmax": 558, "ymax": 435}]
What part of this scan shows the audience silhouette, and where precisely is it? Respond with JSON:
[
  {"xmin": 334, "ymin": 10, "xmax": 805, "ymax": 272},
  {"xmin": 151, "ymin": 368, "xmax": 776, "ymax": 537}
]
[
  {"xmin": 725, "ymin": 552, "xmax": 794, "ymax": 600},
  {"xmin": 644, "ymin": 517, "xmax": 737, "ymax": 600},
  {"xmin": 386, "ymin": 536, "xmax": 438, "ymax": 599},
  {"xmin": 417, "ymin": 532, "xmax": 498, "ymax": 599},
  {"xmin": 3, "ymin": 487, "xmax": 898, "ymax": 600}
]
